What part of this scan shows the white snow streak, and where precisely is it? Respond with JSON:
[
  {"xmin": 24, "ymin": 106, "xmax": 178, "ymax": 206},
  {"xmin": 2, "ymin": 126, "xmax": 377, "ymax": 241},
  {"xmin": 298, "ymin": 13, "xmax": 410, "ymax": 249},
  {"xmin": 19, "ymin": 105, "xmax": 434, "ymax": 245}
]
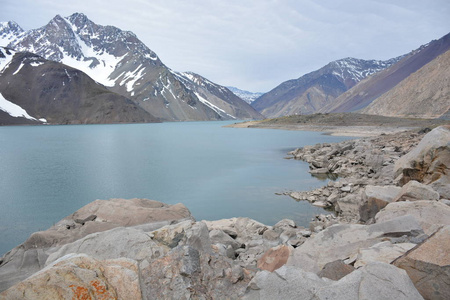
[
  {"xmin": 194, "ymin": 92, "xmax": 235, "ymax": 119},
  {"xmin": 0, "ymin": 92, "xmax": 45, "ymax": 122}
]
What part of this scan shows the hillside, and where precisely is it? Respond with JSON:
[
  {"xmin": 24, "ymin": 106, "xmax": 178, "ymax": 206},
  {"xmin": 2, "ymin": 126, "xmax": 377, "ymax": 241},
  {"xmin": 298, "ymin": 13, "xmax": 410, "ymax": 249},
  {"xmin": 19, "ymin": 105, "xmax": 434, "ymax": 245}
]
[
  {"xmin": 360, "ymin": 49, "xmax": 450, "ymax": 119},
  {"xmin": 251, "ymin": 57, "xmax": 401, "ymax": 118},
  {"xmin": 1, "ymin": 13, "xmax": 260, "ymax": 122},
  {"xmin": 0, "ymin": 47, "xmax": 157, "ymax": 125},
  {"xmin": 320, "ymin": 33, "xmax": 450, "ymax": 115}
]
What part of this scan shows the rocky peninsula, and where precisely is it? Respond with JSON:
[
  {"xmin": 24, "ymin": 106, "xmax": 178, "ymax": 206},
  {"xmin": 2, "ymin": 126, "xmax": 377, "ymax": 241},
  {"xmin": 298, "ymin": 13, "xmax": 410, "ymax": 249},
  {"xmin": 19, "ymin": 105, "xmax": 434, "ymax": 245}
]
[{"xmin": 1, "ymin": 125, "xmax": 449, "ymax": 299}]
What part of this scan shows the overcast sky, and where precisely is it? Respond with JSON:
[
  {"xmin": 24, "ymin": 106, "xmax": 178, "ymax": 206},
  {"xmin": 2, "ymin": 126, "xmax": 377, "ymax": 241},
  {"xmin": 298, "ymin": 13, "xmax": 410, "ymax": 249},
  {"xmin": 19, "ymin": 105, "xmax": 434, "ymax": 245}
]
[{"xmin": 1, "ymin": 0, "xmax": 449, "ymax": 92}]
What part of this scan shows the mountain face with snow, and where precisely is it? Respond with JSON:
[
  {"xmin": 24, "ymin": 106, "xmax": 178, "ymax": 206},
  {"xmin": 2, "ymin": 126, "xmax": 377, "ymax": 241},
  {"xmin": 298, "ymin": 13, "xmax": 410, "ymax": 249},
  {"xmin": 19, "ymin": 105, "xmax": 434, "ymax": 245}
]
[
  {"xmin": 251, "ymin": 56, "xmax": 402, "ymax": 118},
  {"xmin": 320, "ymin": 32, "xmax": 450, "ymax": 116},
  {"xmin": 1, "ymin": 13, "xmax": 261, "ymax": 122},
  {"xmin": 226, "ymin": 87, "xmax": 264, "ymax": 104},
  {"xmin": 0, "ymin": 47, "xmax": 157, "ymax": 125},
  {"xmin": 174, "ymin": 72, "xmax": 264, "ymax": 120}
]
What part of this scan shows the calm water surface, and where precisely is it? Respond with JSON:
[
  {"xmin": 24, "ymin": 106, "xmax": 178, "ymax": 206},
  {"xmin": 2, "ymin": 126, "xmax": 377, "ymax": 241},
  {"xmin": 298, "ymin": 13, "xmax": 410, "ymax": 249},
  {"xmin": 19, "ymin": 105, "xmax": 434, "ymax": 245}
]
[{"xmin": 0, "ymin": 121, "xmax": 350, "ymax": 255}]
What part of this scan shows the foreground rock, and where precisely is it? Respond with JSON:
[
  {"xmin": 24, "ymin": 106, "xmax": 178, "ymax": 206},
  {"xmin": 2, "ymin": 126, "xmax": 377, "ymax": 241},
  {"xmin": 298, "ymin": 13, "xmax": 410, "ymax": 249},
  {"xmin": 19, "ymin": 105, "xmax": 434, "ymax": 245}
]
[
  {"xmin": 243, "ymin": 262, "xmax": 423, "ymax": 300},
  {"xmin": 286, "ymin": 215, "xmax": 424, "ymax": 273},
  {"xmin": 375, "ymin": 200, "xmax": 450, "ymax": 235},
  {"xmin": 393, "ymin": 226, "xmax": 450, "ymax": 300},
  {"xmin": 394, "ymin": 125, "xmax": 450, "ymax": 197},
  {"xmin": 0, "ymin": 254, "xmax": 141, "ymax": 300},
  {"xmin": 0, "ymin": 199, "xmax": 193, "ymax": 292}
]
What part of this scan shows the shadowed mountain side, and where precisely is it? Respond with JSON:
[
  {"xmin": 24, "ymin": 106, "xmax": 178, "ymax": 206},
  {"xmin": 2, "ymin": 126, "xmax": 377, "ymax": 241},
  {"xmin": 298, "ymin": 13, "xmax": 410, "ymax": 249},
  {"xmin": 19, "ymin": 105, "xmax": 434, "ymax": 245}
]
[{"xmin": 0, "ymin": 50, "xmax": 158, "ymax": 125}]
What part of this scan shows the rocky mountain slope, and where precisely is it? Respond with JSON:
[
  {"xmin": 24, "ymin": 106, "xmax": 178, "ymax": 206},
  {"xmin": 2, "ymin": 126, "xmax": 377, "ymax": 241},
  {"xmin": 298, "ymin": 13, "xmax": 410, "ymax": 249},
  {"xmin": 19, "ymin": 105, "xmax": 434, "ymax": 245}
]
[
  {"xmin": 360, "ymin": 49, "xmax": 450, "ymax": 119},
  {"xmin": 0, "ymin": 47, "xmax": 157, "ymax": 125},
  {"xmin": 227, "ymin": 86, "xmax": 264, "ymax": 104},
  {"xmin": 320, "ymin": 32, "xmax": 450, "ymax": 115},
  {"xmin": 173, "ymin": 72, "xmax": 264, "ymax": 120},
  {"xmin": 252, "ymin": 57, "xmax": 401, "ymax": 118},
  {"xmin": 1, "ymin": 13, "xmax": 261, "ymax": 122}
]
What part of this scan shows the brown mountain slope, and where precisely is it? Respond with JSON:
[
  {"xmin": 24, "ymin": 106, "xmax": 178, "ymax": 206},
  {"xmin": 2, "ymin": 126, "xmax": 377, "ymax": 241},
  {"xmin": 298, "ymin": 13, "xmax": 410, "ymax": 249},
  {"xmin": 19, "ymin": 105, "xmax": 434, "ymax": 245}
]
[
  {"xmin": 361, "ymin": 50, "xmax": 450, "ymax": 119},
  {"xmin": 0, "ymin": 49, "xmax": 158, "ymax": 125},
  {"xmin": 320, "ymin": 32, "xmax": 450, "ymax": 113}
]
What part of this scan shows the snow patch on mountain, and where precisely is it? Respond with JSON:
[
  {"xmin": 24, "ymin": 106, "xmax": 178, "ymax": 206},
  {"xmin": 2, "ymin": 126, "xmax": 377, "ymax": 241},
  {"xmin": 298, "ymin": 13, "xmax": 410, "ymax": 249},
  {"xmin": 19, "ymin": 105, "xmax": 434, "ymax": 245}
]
[
  {"xmin": 0, "ymin": 92, "xmax": 44, "ymax": 122},
  {"xmin": 194, "ymin": 92, "xmax": 235, "ymax": 119},
  {"xmin": 0, "ymin": 47, "xmax": 15, "ymax": 72},
  {"xmin": 227, "ymin": 86, "xmax": 263, "ymax": 104}
]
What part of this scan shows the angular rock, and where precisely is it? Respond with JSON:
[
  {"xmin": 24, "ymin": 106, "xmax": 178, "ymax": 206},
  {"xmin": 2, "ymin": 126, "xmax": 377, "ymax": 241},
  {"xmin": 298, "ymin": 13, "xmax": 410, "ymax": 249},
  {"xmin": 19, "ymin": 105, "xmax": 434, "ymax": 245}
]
[
  {"xmin": 257, "ymin": 245, "xmax": 293, "ymax": 272},
  {"xmin": 318, "ymin": 260, "xmax": 355, "ymax": 281},
  {"xmin": 45, "ymin": 226, "xmax": 168, "ymax": 266},
  {"xmin": 0, "ymin": 254, "xmax": 141, "ymax": 300},
  {"xmin": 393, "ymin": 180, "xmax": 440, "ymax": 202},
  {"xmin": 393, "ymin": 225, "xmax": 450, "ymax": 300},
  {"xmin": 359, "ymin": 185, "xmax": 401, "ymax": 222},
  {"xmin": 394, "ymin": 126, "xmax": 450, "ymax": 196},
  {"xmin": 287, "ymin": 215, "xmax": 422, "ymax": 273},
  {"xmin": 375, "ymin": 200, "xmax": 450, "ymax": 235},
  {"xmin": 0, "ymin": 199, "xmax": 193, "ymax": 292},
  {"xmin": 354, "ymin": 241, "xmax": 416, "ymax": 268},
  {"xmin": 243, "ymin": 262, "xmax": 423, "ymax": 300},
  {"xmin": 210, "ymin": 229, "xmax": 242, "ymax": 250},
  {"xmin": 140, "ymin": 245, "xmax": 252, "ymax": 299}
]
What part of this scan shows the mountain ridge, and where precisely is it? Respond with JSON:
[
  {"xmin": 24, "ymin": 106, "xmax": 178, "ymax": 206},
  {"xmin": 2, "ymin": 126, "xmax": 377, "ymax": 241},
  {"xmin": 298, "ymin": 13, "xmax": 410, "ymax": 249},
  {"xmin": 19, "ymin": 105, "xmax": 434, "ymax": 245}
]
[
  {"xmin": 1, "ymin": 13, "xmax": 261, "ymax": 122},
  {"xmin": 251, "ymin": 56, "xmax": 402, "ymax": 118}
]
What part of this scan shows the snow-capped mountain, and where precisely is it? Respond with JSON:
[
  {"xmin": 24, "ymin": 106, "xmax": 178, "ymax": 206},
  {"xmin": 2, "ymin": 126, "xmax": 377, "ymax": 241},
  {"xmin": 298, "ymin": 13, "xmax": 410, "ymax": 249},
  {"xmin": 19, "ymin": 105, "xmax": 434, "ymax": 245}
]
[
  {"xmin": 173, "ymin": 72, "xmax": 263, "ymax": 120},
  {"xmin": 0, "ymin": 21, "xmax": 23, "ymax": 47},
  {"xmin": 252, "ymin": 56, "xmax": 403, "ymax": 118},
  {"xmin": 2, "ymin": 13, "xmax": 261, "ymax": 122},
  {"xmin": 0, "ymin": 46, "xmax": 157, "ymax": 125},
  {"xmin": 320, "ymin": 32, "xmax": 450, "ymax": 116},
  {"xmin": 226, "ymin": 86, "xmax": 263, "ymax": 104}
]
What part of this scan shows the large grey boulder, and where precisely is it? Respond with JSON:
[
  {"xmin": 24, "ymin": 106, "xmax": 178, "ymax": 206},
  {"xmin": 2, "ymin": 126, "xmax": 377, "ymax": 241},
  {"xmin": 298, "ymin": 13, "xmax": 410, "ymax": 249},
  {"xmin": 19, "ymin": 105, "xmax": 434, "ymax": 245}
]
[
  {"xmin": 0, "ymin": 199, "xmax": 193, "ymax": 292},
  {"xmin": 140, "ymin": 245, "xmax": 253, "ymax": 300},
  {"xmin": 243, "ymin": 262, "xmax": 423, "ymax": 300},
  {"xmin": 287, "ymin": 215, "xmax": 423, "ymax": 273},
  {"xmin": 0, "ymin": 254, "xmax": 142, "ymax": 300},
  {"xmin": 393, "ymin": 225, "xmax": 450, "ymax": 300},
  {"xmin": 45, "ymin": 227, "xmax": 168, "ymax": 266},
  {"xmin": 359, "ymin": 185, "xmax": 402, "ymax": 222},
  {"xmin": 394, "ymin": 126, "xmax": 450, "ymax": 198},
  {"xmin": 375, "ymin": 200, "xmax": 450, "ymax": 235},
  {"xmin": 393, "ymin": 180, "xmax": 440, "ymax": 202}
]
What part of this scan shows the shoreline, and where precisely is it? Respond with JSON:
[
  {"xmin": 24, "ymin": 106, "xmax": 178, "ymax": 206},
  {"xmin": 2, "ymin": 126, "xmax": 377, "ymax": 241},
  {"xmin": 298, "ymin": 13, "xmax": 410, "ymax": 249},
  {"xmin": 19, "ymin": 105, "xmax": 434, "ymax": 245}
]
[
  {"xmin": 1, "ymin": 124, "xmax": 449, "ymax": 299},
  {"xmin": 225, "ymin": 113, "xmax": 450, "ymax": 137}
]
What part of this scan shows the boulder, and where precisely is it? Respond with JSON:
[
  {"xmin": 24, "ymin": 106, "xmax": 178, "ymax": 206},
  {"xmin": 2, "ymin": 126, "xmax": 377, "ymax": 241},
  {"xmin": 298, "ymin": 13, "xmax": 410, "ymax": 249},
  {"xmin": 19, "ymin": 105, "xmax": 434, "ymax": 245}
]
[
  {"xmin": 359, "ymin": 185, "xmax": 401, "ymax": 222},
  {"xmin": 375, "ymin": 200, "xmax": 450, "ymax": 235},
  {"xmin": 394, "ymin": 126, "xmax": 450, "ymax": 198},
  {"xmin": 318, "ymin": 260, "xmax": 355, "ymax": 281},
  {"xmin": 243, "ymin": 262, "xmax": 423, "ymax": 300},
  {"xmin": 0, "ymin": 199, "xmax": 193, "ymax": 292},
  {"xmin": 287, "ymin": 215, "xmax": 423, "ymax": 273},
  {"xmin": 393, "ymin": 180, "xmax": 440, "ymax": 202},
  {"xmin": 354, "ymin": 241, "xmax": 416, "ymax": 268},
  {"xmin": 45, "ymin": 227, "xmax": 169, "ymax": 266},
  {"xmin": 209, "ymin": 229, "xmax": 242, "ymax": 250},
  {"xmin": 393, "ymin": 225, "xmax": 450, "ymax": 300},
  {"xmin": 140, "ymin": 245, "xmax": 253, "ymax": 299},
  {"xmin": 257, "ymin": 245, "xmax": 293, "ymax": 272},
  {"xmin": 0, "ymin": 254, "xmax": 141, "ymax": 300}
]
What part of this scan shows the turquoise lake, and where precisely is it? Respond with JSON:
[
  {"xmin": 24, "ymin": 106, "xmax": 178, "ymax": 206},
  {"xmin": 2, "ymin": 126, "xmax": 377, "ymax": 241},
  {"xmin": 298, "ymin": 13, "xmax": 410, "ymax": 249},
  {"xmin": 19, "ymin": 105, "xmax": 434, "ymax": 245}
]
[{"xmin": 0, "ymin": 121, "xmax": 350, "ymax": 255}]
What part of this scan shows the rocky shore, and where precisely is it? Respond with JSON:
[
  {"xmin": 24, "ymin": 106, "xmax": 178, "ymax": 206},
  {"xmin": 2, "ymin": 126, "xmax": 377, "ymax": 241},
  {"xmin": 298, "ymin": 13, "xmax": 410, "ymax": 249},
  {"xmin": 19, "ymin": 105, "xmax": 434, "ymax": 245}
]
[{"xmin": 1, "ymin": 126, "xmax": 449, "ymax": 299}]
